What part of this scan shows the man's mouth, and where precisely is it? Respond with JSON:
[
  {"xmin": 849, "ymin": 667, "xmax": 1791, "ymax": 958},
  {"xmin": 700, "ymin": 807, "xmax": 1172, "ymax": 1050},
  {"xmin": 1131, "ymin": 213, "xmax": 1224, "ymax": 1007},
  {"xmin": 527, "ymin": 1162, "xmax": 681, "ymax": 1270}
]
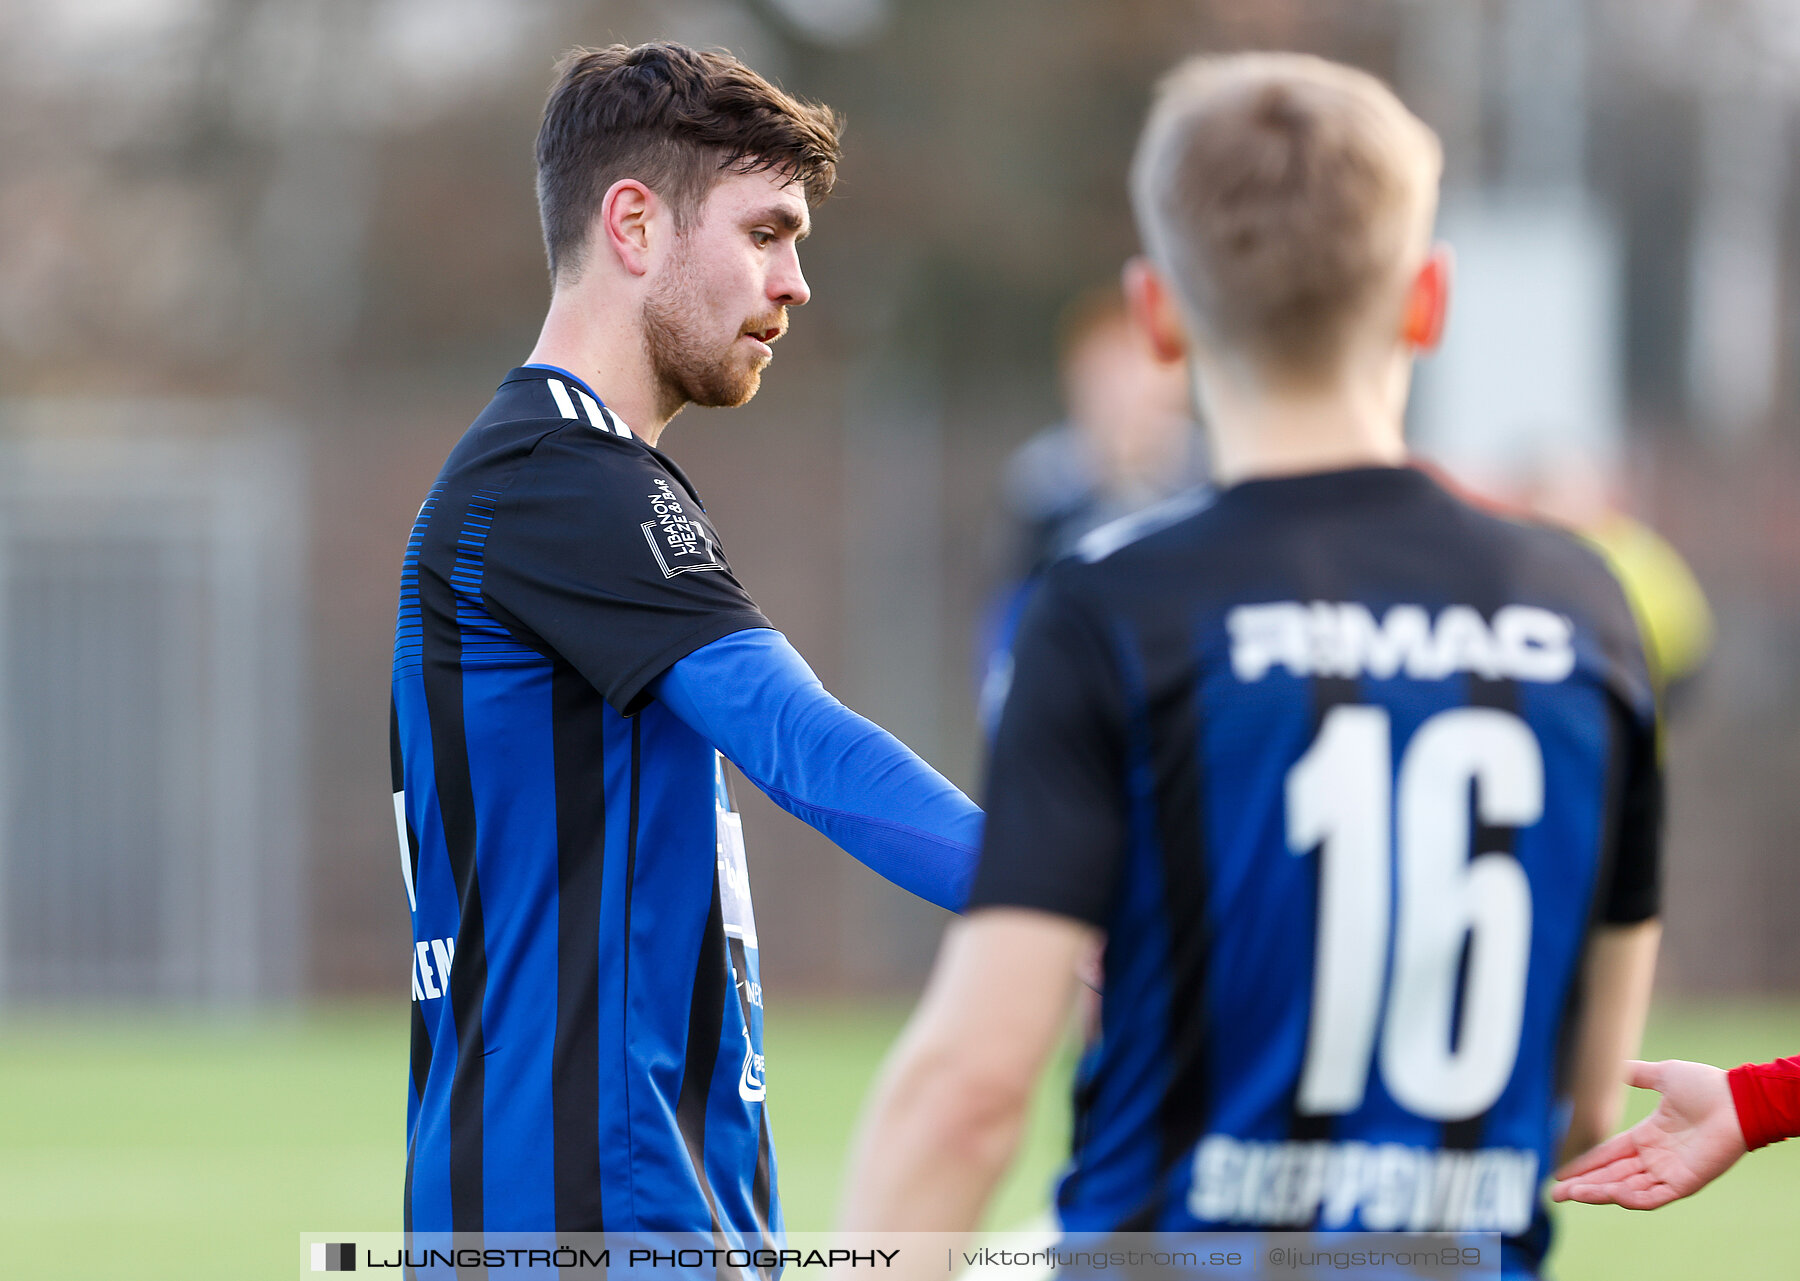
[{"xmin": 738, "ymin": 324, "xmax": 783, "ymax": 363}]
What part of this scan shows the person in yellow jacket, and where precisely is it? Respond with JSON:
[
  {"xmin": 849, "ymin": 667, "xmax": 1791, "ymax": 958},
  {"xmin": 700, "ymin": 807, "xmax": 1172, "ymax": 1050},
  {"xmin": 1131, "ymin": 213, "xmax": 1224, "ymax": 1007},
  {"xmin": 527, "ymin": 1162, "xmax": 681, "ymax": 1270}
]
[
  {"xmin": 1427, "ymin": 447, "xmax": 1714, "ymax": 708},
  {"xmin": 1518, "ymin": 447, "xmax": 1713, "ymax": 707},
  {"xmin": 1582, "ymin": 510, "xmax": 1714, "ymax": 707}
]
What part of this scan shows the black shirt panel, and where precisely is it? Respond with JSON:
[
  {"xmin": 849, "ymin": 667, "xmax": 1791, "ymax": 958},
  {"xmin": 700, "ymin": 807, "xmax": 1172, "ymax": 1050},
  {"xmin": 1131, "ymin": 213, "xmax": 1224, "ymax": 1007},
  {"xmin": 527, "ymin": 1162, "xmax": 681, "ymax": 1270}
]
[
  {"xmin": 1602, "ymin": 706, "xmax": 1663, "ymax": 924},
  {"xmin": 443, "ymin": 376, "xmax": 769, "ymax": 715},
  {"xmin": 968, "ymin": 575, "xmax": 1130, "ymax": 929}
]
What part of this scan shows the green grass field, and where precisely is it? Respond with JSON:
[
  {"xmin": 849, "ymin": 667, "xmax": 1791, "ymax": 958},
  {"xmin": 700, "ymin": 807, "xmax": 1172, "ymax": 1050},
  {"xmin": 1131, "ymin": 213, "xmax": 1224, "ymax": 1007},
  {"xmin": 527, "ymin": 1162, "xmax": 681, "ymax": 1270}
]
[{"xmin": 1, "ymin": 998, "xmax": 1795, "ymax": 1279}]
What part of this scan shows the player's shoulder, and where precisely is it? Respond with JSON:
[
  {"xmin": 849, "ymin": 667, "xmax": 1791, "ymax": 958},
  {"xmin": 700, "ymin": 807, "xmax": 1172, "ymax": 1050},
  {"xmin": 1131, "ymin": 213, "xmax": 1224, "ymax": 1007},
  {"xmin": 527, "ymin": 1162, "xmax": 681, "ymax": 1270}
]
[
  {"xmin": 443, "ymin": 369, "xmax": 679, "ymax": 498},
  {"xmin": 481, "ymin": 367, "xmax": 634, "ymax": 443},
  {"xmin": 1445, "ymin": 483, "xmax": 1639, "ymax": 625},
  {"xmin": 1430, "ymin": 478, "xmax": 1657, "ymax": 714},
  {"xmin": 488, "ymin": 365, "xmax": 638, "ymax": 443},
  {"xmin": 1025, "ymin": 486, "xmax": 1213, "ymax": 617},
  {"xmin": 1073, "ymin": 485, "xmax": 1216, "ymax": 563}
]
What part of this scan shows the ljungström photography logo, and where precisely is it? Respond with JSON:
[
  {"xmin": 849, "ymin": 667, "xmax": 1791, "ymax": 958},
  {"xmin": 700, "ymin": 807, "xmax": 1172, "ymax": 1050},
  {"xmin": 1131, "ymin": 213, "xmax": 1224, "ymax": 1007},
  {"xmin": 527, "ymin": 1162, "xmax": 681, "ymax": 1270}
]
[{"xmin": 310, "ymin": 1242, "xmax": 355, "ymax": 1272}]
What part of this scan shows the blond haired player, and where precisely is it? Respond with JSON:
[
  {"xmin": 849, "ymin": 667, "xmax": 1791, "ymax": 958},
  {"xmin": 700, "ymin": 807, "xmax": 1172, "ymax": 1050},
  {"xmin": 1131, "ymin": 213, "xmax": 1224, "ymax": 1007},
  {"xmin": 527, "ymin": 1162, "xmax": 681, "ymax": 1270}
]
[{"xmin": 842, "ymin": 54, "xmax": 1661, "ymax": 1280}]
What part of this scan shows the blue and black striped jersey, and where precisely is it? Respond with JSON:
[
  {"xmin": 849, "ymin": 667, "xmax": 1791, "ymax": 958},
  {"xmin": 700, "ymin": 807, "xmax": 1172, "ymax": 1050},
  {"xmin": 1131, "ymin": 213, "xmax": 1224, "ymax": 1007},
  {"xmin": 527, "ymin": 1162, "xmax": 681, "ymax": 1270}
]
[
  {"xmin": 969, "ymin": 466, "xmax": 1661, "ymax": 1278},
  {"xmin": 391, "ymin": 367, "xmax": 778, "ymax": 1240}
]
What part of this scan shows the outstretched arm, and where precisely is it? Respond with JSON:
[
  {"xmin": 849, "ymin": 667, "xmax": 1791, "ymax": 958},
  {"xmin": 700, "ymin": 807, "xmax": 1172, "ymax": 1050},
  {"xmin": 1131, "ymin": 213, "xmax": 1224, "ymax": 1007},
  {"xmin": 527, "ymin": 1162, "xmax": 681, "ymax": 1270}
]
[
  {"xmin": 1553, "ymin": 1052, "xmax": 1800, "ymax": 1209},
  {"xmin": 840, "ymin": 907, "xmax": 1094, "ymax": 1232},
  {"xmin": 652, "ymin": 628, "xmax": 981, "ymax": 912},
  {"xmin": 1551, "ymin": 1059, "xmax": 1747, "ymax": 1209}
]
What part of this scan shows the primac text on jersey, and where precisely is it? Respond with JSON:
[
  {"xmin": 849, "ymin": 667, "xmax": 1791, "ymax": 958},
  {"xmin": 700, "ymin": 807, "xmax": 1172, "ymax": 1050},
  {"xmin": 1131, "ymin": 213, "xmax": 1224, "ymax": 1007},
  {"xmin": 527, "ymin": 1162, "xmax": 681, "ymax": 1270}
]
[{"xmin": 1228, "ymin": 601, "xmax": 1576, "ymax": 684}]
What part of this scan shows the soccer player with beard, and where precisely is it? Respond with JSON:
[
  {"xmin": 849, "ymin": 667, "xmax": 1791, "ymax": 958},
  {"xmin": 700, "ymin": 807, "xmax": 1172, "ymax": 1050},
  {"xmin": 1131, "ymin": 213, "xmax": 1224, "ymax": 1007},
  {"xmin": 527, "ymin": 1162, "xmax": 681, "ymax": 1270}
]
[{"xmin": 390, "ymin": 43, "xmax": 981, "ymax": 1242}]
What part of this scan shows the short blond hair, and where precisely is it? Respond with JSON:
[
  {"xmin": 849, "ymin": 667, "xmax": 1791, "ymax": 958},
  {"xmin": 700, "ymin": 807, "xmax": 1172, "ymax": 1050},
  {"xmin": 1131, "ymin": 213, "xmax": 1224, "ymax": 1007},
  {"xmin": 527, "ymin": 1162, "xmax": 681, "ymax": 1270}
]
[{"xmin": 1130, "ymin": 53, "xmax": 1442, "ymax": 380}]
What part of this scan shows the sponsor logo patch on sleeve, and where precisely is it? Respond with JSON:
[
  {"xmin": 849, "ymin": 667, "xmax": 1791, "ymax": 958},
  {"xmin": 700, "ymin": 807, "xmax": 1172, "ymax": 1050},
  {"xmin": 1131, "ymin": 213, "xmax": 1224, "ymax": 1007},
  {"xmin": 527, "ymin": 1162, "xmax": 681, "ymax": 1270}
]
[{"xmin": 641, "ymin": 475, "xmax": 729, "ymax": 577}]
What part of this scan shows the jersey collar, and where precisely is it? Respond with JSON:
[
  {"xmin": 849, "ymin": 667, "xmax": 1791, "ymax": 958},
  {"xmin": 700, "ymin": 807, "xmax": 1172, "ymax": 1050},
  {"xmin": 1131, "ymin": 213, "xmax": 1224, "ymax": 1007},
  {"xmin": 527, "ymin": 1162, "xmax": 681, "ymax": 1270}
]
[{"xmin": 510, "ymin": 364, "xmax": 636, "ymax": 440}]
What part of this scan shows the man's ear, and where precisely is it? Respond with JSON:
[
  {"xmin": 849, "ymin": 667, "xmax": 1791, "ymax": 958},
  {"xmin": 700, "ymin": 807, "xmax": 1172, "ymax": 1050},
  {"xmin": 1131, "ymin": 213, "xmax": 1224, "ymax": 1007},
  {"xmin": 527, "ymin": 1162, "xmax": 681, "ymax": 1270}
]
[
  {"xmin": 1402, "ymin": 243, "xmax": 1453, "ymax": 351},
  {"xmin": 1122, "ymin": 256, "xmax": 1189, "ymax": 364},
  {"xmin": 598, "ymin": 179, "xmax": 658, "ymax": 277}
]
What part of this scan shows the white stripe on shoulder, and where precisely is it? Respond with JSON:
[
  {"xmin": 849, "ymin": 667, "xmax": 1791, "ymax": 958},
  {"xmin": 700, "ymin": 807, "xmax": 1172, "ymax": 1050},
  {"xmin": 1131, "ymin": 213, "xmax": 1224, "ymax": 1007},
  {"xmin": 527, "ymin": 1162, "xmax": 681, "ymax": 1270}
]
[
  {"xmin": 546, "ymin": 378, "xmax": 578, "ymax": 419},
  {"xmin": 575, "ymin": 388, "xmax": 606, "ymax": 429},
  {"xmin": 1075, "ymin": 487, "xmax": 1214, "ymax": 563},
  {"xmin": 598, "ymin": 405, "xmax": 632, "ymax": 439}
]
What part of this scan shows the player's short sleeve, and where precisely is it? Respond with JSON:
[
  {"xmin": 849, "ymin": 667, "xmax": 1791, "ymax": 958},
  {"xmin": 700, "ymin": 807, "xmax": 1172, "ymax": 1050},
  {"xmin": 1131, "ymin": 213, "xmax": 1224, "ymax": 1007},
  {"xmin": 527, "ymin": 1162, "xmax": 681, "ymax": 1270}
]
[
  {"xmin": 966, "ymin": 574, "xmax": 1129, "ymax": 929},
  {"xmin": 1598, "ymin": 699, "xmax": 1662, "ymax": 924},
  {"xmin": 1585, "ymin": 544, "xmax": 1664, "ymax": 925},
  {"xmin": 1534, "ymin": 525, "xmax": 1664, "ymax": 926},
  {"xmin": 479, "ymin": 427, "xmax": 770, "ymax": 714}
]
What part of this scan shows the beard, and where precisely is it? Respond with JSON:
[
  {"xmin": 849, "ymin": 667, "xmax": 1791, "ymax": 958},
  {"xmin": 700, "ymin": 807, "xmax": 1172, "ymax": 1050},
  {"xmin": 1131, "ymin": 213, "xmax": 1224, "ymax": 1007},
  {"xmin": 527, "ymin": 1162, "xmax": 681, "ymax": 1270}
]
[{"xmin": 642, "ymin": 249, "xmax": 775, "ymax": 419}]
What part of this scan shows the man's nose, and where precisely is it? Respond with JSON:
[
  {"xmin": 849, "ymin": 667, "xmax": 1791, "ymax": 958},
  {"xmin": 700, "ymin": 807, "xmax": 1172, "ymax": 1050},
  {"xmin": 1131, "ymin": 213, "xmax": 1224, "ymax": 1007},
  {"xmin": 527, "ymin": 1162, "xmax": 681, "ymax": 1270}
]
[{"xmin": 770, "ymin": 248, "xmax": 810, "ymax": 307}]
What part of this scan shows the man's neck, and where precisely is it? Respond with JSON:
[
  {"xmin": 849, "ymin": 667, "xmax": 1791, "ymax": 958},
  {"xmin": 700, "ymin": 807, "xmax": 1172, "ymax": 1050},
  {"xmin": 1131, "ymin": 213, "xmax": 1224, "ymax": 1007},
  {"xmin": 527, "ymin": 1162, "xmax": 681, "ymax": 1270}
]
[
  {"xmin": 1199, "ymin": 353, "xmax": 1410, "ymax": 486},
  {"xmin": 526, "ymin": 287, "xmax": 676, "ymax": 446}
]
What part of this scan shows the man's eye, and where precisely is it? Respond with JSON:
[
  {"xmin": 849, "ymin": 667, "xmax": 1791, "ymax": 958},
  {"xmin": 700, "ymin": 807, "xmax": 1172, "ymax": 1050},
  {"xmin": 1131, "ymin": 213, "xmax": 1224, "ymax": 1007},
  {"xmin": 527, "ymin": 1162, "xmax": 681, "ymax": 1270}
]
[{"xmin": 750, "ymin": 230, "xmax": 775, "ymax": 247}]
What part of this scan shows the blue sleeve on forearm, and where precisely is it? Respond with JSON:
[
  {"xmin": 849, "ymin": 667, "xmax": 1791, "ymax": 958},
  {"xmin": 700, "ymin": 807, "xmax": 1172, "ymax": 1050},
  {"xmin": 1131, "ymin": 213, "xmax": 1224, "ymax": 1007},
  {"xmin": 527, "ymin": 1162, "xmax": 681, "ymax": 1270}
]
[{"xmin": 650, "ymin": 628, "xmax": 982, "ymax": 912}]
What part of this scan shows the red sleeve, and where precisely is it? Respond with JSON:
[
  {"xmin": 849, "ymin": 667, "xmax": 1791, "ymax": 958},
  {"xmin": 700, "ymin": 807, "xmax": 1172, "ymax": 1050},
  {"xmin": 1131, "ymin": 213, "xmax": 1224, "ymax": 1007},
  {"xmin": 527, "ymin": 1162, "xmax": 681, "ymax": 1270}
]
[{"xmin": 1727, "ymin": 1055, "xmax": 1800, "ymax": 1150}]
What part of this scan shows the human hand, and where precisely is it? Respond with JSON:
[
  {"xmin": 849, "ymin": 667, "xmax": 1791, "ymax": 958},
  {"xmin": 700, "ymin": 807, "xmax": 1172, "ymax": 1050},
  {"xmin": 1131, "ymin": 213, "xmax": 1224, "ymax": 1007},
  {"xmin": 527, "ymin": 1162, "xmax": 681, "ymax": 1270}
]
[{"xmin": 1550, "ymin": 1059, "xmax": 1748, "ymax": 1210}]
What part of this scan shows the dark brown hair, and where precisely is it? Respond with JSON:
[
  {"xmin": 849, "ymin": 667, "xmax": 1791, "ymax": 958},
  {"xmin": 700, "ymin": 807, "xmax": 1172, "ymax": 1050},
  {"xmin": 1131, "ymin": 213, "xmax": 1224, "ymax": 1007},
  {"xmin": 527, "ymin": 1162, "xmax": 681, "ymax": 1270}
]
[{"xmin": 535, "ymin": 42, "xmax": 843, "ymax": 281}]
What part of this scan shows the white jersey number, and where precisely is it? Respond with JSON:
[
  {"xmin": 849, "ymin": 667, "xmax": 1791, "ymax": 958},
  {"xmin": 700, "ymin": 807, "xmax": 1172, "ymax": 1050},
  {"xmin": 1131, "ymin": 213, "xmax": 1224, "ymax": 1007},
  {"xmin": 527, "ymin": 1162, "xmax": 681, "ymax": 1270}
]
[{"xmin": 1287, "ymin": 705, "xmax": 1540, "ymax": 1121}]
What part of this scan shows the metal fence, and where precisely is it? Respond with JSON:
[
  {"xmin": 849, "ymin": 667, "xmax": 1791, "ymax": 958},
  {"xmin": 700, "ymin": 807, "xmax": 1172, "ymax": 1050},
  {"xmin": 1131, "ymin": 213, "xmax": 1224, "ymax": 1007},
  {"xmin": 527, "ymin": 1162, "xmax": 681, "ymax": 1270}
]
[{"xmin": 0, "ymin": 402, "xmax": 306, "ymax": 1002}]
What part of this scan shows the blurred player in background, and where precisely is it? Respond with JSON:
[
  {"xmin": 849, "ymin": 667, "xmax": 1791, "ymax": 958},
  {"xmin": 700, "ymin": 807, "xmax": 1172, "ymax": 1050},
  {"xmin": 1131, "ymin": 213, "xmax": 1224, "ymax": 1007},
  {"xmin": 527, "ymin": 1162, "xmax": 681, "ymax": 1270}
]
[
  {"xmin": 843, "ymin": 52, "xmax": 1662, "ymax": 1280},
  {"xmin": 978, "ymin": 286, "xmax": 1208, "ymax": 730},
  {"xmin": 391, "ymin": 42, "xmax": 981, "ymax": 1243},
  {"xmin": 1513, "ymin": 448, "xmax": 1714, "ymax": 710},
  {"xmin": 1421, "ymin": 446, "xmax": 1715, "ymax": 722},
  {"xmin": 1551, "ymin": 1053, "xmax": 1800, "ymax": 1209}
]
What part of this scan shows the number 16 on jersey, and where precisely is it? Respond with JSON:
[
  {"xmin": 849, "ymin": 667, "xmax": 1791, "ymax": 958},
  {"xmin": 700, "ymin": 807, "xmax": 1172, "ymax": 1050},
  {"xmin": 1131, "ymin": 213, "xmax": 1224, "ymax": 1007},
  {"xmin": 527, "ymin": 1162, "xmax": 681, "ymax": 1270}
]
[{"xmin": 1287, "ymin": 705, "xmax": 1541, "ymax": 1122}]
